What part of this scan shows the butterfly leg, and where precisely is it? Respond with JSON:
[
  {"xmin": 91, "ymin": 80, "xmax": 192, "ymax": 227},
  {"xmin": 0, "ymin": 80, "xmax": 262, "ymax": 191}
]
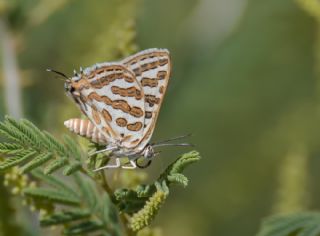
[
  {"xmin": 121, "ymin": 160, "xmax": 137, "ymax": 169},
  {"xmin": 94, "ymin": 158, "xmax": 121, "ymax": 171},
  {"xmin": 89, "ymin": 146, "xmax": 117, "ymax": 156}
]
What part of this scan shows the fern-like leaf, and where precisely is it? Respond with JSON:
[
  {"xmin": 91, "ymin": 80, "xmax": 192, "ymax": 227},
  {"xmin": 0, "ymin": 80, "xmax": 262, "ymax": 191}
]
[
  {"xmin": 63, "ymin": 135, "xmax": 83, "ymax": 161},
  {"xmin": 256, "ymin": 212, "xmax": 320, "ymax": 236},
  {"xmin": 4, "ymin": 116, "xmax": 38, "ymax": 146},
  {"xmin": 20, "ymin": 119, "xmax": 52, "ymax": 149},
  {"xmin": 43, "ymin": 131, "xmax": 67, "ymax": 156},
  {"xmin": 167, "ymin": 173, "xmax": 188, "ymax": 187},
  {"xmin": 0, "ymin": 117, "xmax": 85, "ymax": 175},
  {"xmin": 113, "ymin": 151, "xmax": 200, "ymax": 215},
  {"xmin": 40, "ymin": 210, "xmax": 91, "ymax": 227},
  {"xmin": 63, "ymin": 220, "xmax": 103, "ymax": 235},
  {"xmin": 44, "ymin": 158, "xmax": 68, "ymax": 174},
  {"xmin": 20, "ymin": 153, "xmax": 53, "ymax": 173},
  {"xmin": 0, "ymin": 116, "xmax": 200, "ymax": 235},
  {"xmin": 111, "ymin": 150, "xmax": 200, "ymax": 232},
  {"xmin": 0, "ymin": 143, "xmax": 24, "ymax": 154},
  {"xmin": 130, "ymin": 181, "xmax": 169, "ymax": 232},
  {"xmin": 74, "ymin": 175, "xmax": 99, "ymax": 211},
  {"xmin": 0, "ymin": 151, "xmax": 36, "ymax": 171},
  {"xmin": 23, "ymin": 188, "xmax": 81, "ymax": 206},
  {"xmin": 63, "ymin": 162, "xmax": 82, "ymax": 176},
  {"xmin": 159, "ymin": 150, "xmax": 200, "ymax": 186},
  {"xmin": 31, "ymin": 170, "xmax": 78, "ymax": 198}
]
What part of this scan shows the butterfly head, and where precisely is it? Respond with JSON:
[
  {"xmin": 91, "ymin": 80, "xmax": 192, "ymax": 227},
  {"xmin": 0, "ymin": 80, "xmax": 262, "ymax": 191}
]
[
  {"xmin": 65, "ymin": 73, "xmax": 91, "ymax": 98},
  {"xmin": 64, "ymin": 80, "xmax": 74, "ymax": 94},
  {"xmin": 46, "ymin": 68, "xmax": 79, "ymax": 96},
  {"xmin": 142, "ymin": 145, "xmax": 156, "ymax": 159}
]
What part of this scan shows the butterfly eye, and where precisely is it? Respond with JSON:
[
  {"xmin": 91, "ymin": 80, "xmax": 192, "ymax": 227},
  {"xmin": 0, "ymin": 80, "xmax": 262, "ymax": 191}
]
[
  {"xmin": 64, "ymin": 83, "xmax": 75, "ymax": 93},
  {"xmin": 69, "ymin": 86, "xmax": 75, "ymax": 93}
]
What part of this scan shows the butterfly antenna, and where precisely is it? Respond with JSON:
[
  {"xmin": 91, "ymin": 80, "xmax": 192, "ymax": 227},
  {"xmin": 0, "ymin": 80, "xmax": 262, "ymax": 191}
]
[
  {"xmin": 153, "ymin": 143, "xmax": 194, "ymax": 148},
  {"xmin": 46, "ymin": 68, "xmax": 69, "ymax": 80},
  {"xmin": 152, "ymin": 133, "xmax": 192, "ymax": 146}
]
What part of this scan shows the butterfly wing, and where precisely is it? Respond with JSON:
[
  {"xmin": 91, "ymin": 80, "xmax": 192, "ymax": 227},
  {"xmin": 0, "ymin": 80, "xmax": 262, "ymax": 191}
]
[
  {"xmin": 71, "ymin": 64, "xmax": 146, "ymax": 148},
  {"xmin": 121, "ymin": 48, "xmax": 171, "ymax": 150}
]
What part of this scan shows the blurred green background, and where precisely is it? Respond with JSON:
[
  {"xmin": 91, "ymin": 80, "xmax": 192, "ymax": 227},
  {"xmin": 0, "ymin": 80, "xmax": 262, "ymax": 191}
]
[{"xmin": 1, "ymin": 0, "xmax": 320, "ymax": 235}]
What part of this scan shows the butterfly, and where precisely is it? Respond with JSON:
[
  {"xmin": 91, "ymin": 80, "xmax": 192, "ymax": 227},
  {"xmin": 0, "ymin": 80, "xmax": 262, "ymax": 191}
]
[{"xmin": 49, "ymin": 49, "xmax": 190, "ymax": 170}]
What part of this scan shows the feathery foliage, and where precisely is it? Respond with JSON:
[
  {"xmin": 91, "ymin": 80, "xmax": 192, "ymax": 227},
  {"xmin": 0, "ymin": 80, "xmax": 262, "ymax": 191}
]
[
  {"xmin": 256, "ymin": 212, "xmax": 320, "ymax": 236},
  {"xmin": 0, "ymin": 116, "xmax": 85, "ymax": 175},
  {"xmin": 0, "ymin": 116, "xmax": 200, "ymax": 235},
  {"xmin": 113, "ymin": 151, "xmax": 201, "ymax": 231}
]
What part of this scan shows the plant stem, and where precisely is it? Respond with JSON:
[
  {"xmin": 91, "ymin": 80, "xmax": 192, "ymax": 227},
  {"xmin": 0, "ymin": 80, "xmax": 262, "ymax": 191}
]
[
  {"xmin": 81, "ymin": 166, "xmax": 135, "ymax": 235},
  {"xmin": 120, "ymin": 213, "xmax": 135, "ymax": 236},
  {"xmin": 0, "ymin": 18, "xmax": 23, "ymax": 118},
  {"xmin": 99, "ymin": 170, "xmax": 113, "ymax": 195},
  {"xmin": 100, "ymin": 170, "xmax": 135, "ymax": 236}
]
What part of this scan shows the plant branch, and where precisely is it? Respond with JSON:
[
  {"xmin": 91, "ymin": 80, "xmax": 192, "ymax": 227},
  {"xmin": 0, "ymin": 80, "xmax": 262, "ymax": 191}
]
[
  {"xmin": 99, "ymin": 170, "xmax": 113, "ymax": 195},
  {"xmin": 120, "ymin": 213, "xmax": 135, "ymax": 236}
]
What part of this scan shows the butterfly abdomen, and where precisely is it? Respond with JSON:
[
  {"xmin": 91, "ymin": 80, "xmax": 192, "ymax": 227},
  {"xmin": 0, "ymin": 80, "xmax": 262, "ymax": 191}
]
[{"xmin": 64, "ymin": 118, "xmax": 108, "ymax": 144}]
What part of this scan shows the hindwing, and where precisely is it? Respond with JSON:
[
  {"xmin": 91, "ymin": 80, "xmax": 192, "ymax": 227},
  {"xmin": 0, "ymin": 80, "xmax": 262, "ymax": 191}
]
[
  {"xmin": 68, "ymin": 48, "xmax": 171, "ymax": 151},
  {"xmin": 121, "ymin": 48, "xmax": 171, "ymax": 149}
]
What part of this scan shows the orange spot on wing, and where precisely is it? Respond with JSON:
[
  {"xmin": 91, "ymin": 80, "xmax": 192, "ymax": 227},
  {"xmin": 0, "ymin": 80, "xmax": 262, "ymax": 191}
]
[
  {"xmin": 116, "ymin": 118, "xmax": 128, "ymax": 127},
  {"xmin": 127, "ymin": 122, "xmax": 143, "ymax": 132},
  {"xmin": 91, "ymin": 106, "xmax": 101, "ymax": 125},
  {"xmin": 130, "ymin": 107, "xmax": 144, "ymax": 118},
  {"xmin": 102, "ymin": 109, "xmax": 112, "ymax": 122}
]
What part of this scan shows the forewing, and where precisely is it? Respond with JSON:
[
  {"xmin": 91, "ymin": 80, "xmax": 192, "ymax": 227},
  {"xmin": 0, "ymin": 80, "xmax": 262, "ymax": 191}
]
[
  {"xmin": 121, "ymin": 48, "xmax": 171, "ymax": 149},
  {"xmin": 77, "ymin": 64, "xmax": 145, "ymax": 148}
]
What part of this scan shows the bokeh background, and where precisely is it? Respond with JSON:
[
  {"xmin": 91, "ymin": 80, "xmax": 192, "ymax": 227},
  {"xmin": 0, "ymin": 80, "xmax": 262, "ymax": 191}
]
[{"xmin": 1, "ymin": 0, "xmax": 320, "ymax": 235}]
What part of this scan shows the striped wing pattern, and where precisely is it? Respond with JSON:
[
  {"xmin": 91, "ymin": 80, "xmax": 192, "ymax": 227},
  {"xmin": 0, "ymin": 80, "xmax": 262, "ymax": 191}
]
[
  {"xmin": 72, "ymin": 64, "xmax": 145, "ymax": 148},
  {"xmin": 121, "ymin": 49, "xmax": 171, "ymax": 149},
  {"xmin": 67, "ymin": 48, "xmax": 170, "ymax": 153}
]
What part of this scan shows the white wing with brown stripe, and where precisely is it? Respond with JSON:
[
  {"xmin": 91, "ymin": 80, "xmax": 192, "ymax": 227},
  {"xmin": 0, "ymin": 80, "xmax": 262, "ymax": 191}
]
[
  {"xmin": 68, "ymin": 64, "xmax": 146, "ymax": 149},
  {"xmin": 64, "ymin": 48, "xmax": 171, "ymax": 160},
  {"xmin": 121, "ymin": 48, "xmax": 171, "ymax": 149}
]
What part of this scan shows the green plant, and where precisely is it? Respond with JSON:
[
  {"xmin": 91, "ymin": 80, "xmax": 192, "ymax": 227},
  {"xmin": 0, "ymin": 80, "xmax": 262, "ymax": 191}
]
[
  {"xmin": 256, "ymin": 212, "xmax": 320, "ymax": 236},
  {"xmin": 0, "ymin": 115, "xmax": 200, "ymax": 235}
]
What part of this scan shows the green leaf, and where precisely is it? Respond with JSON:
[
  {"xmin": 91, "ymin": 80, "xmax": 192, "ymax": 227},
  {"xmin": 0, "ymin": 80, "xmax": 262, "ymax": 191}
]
[
  {"xmin": 4, "ymin": 116, "xmax": 36, "ymax": 146},
  {"xmin": 74, "ymin": 173, "xmax": 103, "ymax": 215},
  {"xmin": 43, "ymin": 131, "xmax": 66, "ymax": 156},
  {"xmin": 130, "ymin": 181, "xmax": 169, "ymax": 232},
  {"xmin": 20, "ymin": 153, "xmax": 53, "ymax": 173},
  {"xmin": 159, "ymin": 150, "xmax": 201, "ymax": 183},
  {"xmin": 101, "ymin": 193, "xmax": 120, "ymax": 225},
  {"xmin": 5, "ymin": 116, "xmax": 45, "ymax": 150},
  {"xmin": 63, "ymin": 135, "xmax": 83, "ymax": 160},
  {"xmin": 0, "ymin": 143, "xmax": 24, "ymax": 154},
  {"xmin": 256, "ymin": 212, "xmax": 320, "ymax": 236},
  {"xmin": 63, "ymin": 162, "xmax": 82, "ymax": 176},
  {"xmin": 31, "ymin": 169, "xmax": 78, "ymax": 198},
  {"xmin": 101, "ymin": 194, "xmax": 112, "ymax": 225},
  {"xmin": 297, "ymin": 223, "xmax": 320, "ymax": 236},
  {"xmin": 63, "ymin": 220, "xmax": 103, "ymax": 235},
  {"xmin": 40, "ymin": 210, "xmax": 90, "ymax": 227},
  {"xmin": 113, "ymin": 151, "xmax": 200, "ymax": 215},
  {"xmin": 0, "ymin": 120, "xmax": 25, "ymax": 143},
  {"xmin": 167, "ymin": 173, "xmax": 188, "ymax": 187},
  {"xmin": 21, "ymin": 119, "xmax": 52, "ymax": 149},
  {"xmin": 44, "ymin": 158, "xmax": 68, "ymax": 174},
  {"xmin": 0, "ymin": 150, "xmax": 36, "ymax": 171},
  {"xmin": 23, "ymin": 188, "xmax": 81, "ymax": 206}
]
